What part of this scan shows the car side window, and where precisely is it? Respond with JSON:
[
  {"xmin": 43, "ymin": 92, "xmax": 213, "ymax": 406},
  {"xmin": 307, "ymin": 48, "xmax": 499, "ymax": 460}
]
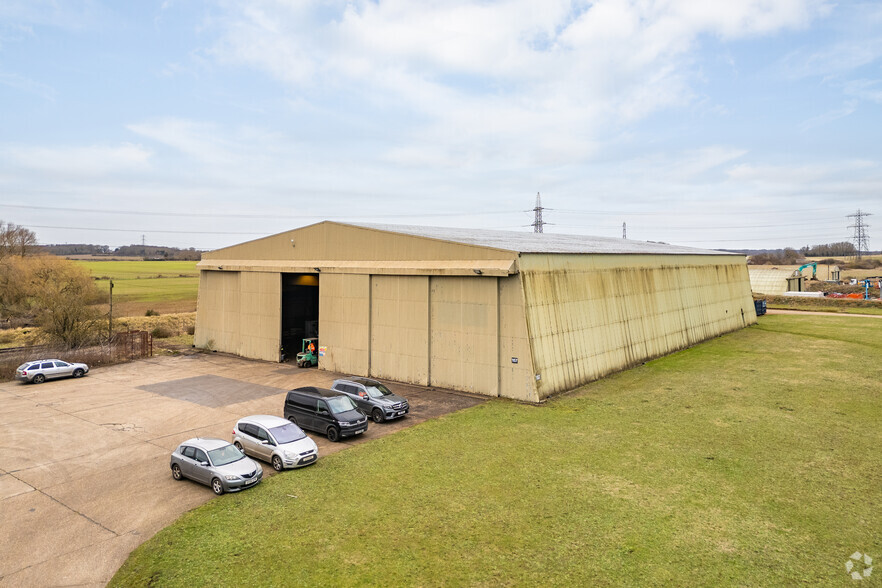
[
  {"xmin": 292, "ymin": 396, "xmax": 317, "ymax": 411},
  {"xmin": 193, "ymin": 449, "xmax": 209, "ymax": 464},
  {"xmin": 181, "ymin": 446, "xmax": 196, "ymax": 459},
  {"xmin": 54, "ymin": 361, "xmax": 70, "ymax": 367},
  {"xmin": 28, "ymin": 364, "xmax": 39, "ymax": 370},
  {"xmin": 256, "ymin": 427, "xmax": 271, "ymax": 443},
  {"xmin": 241, "ymin": 423, "xmax": 257, "ymax": 437},
  {"xmin": 40, "ymin": 363, "xmax": 53, "ymax": 369},
  {"xmin": 317, "ymin": 400, "xmax": 329, "ymax": 414}
]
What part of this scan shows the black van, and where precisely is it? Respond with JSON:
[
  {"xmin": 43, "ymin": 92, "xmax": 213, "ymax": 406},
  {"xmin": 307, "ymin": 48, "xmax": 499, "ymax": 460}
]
[{"xmin": 284, "ymin": 387, "xmax": 369, "ymax": 442}]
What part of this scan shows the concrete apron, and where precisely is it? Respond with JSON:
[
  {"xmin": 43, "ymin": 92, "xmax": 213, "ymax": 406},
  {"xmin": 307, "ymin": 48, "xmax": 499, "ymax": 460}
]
[{"xmin": 0, "ymin": 353, "xmax": 486, "ymax": 587}]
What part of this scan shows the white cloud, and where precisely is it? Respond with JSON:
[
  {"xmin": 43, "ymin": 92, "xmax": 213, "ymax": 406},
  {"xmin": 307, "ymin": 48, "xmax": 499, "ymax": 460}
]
[
  {"xmin": 204, "ymin": 0, "xmax": 826, "ymax": 168},
  {"xmin": 1, "ymin": 143, "xmax": 151, "ymax": 177},
  {"xmin": 0, "ymin": 71, "xmax": 55, "ymax": 101}
]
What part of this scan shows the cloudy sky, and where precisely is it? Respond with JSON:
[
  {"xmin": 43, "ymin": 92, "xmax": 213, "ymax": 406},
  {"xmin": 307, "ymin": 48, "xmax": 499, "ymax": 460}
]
[{"xmin": 1, "ymin": 0, "xmax": 879, "ymax": 251}]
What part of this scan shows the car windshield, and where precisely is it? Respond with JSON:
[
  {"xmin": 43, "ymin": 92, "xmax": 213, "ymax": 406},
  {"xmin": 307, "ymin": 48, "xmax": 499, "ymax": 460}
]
[
  {"xmin": 327, "ymin": 395, "xmax": 357, "ymax": 414},
  {"xmin": 270, "ymin": 423, "xmax": 306, "ymax": 444},
  {"xmin": 208, "ymin": 444, "xmax": 246, "ymax": 466},
  {"xmin": 365, "ymin": 384, "xmax": 393, "ymax": 398}
]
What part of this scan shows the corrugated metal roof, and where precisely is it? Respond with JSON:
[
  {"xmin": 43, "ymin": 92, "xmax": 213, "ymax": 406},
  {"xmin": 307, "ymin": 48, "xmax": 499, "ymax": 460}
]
[{"xmin": 351, "ymin": 223, "xmax": 734, "ymax": 256}]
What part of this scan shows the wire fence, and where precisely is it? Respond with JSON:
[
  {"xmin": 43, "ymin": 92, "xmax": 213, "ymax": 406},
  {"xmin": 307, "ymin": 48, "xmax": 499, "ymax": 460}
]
[{"xmin": 1, "ymin": 331, "xmax": 153, "ymax": 381}]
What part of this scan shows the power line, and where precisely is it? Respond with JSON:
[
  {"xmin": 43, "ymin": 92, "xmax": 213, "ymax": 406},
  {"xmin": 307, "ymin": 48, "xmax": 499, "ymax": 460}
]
[
  {"xmin": 0, "ymin": 203, "xmax": 516, "ymax": 220},
  {"xmin": 0, "ymin": 202, "xmax": 849, "ymax": 220},
  {"xmin": 551, "ymin": 206, "xmax": 843, "ymax": 216},
  {"xmin": 553, "ymin": 220, "xmax": 842, "ymax": 230},
  {"xmin": 22, "ymin": 224, "xmax": 265, "ymax": 236}
]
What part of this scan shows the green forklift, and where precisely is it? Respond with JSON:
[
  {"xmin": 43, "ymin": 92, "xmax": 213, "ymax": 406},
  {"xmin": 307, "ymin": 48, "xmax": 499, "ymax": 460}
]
[{"xmin": 296, "ymin": 338, "xmax": 318, "ymax": 368}]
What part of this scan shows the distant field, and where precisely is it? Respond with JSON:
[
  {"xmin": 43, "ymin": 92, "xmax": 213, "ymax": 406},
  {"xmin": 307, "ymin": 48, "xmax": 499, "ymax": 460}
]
[{"xmin": 76, "ymin": 260, "xmax": 199, "ymax": 315}]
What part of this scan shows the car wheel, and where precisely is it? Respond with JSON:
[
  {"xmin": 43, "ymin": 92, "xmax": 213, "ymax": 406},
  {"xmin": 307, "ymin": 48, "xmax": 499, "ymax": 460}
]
[
  {"xmin": 211, "ymin": 478, "xmax": 224, "ymax": 495},
  {"xmin": 327, "ymin": 426, "xmax": 340, "ymax": 442},
  {"xmin": 233, "ymin": 441, "xmax": 243, "ymax": 452},
  {"xmin": 288, "ymin": 416, "xmax": 298, "ymax": 425},
  {"xmin": 171, "ymin": 464, "xmax": 183, "ymax": 481},
  {"xmin": 272, "ymin": 455, "xmax": 284, "ymax": 471},
  {"xmin": 372, "ymin": 408, "xmax": 384, "ymax": 423},
  {"xmin": 32, "ymin": 374, "xmax": 45, "ymax": 384},
  {"xmin": 72, "ymin": 368, "xmax": 84, "ymax": 378}
]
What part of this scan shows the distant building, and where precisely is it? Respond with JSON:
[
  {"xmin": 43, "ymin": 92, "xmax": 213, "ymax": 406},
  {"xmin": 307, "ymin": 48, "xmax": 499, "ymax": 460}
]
[
  {"xmin": 196, "ymin": 222, "xmax": 756, "ymax": 402},
  {"xmin": 748, "ymin": 268, "xmax": 804, "ymax": 295}
]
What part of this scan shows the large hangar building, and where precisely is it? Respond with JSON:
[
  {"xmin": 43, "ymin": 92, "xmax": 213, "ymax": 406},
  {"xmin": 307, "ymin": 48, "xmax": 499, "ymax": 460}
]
[{"xmin": 195, "ymin": 222, "xmax": 756, "ymax": 403}]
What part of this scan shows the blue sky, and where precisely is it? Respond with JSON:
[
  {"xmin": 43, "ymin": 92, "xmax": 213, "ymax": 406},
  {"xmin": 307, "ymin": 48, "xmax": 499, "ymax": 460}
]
[{"xmin": 0, "ymin": 0, "xmax": 879, "ymax": 250}]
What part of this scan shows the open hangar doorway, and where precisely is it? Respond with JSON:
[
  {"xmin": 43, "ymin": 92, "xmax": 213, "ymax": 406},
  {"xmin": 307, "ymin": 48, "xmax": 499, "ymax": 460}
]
[{"xmin": 281, "ymin": 273, "xmax": 319, "ymax": 361}]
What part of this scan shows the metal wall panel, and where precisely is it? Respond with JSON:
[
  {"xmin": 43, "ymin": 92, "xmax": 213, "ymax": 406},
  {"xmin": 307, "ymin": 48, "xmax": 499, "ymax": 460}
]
[
  {"xmin": 237, "ymin": 272, "xmax": 281, "ymax": 361},
  {"xmin": 194, "ymin": 270, "xmax": 280, "ymax": 362},
  {"xmin": 520, "ymin": 254, "xmax": 756, "ymax": 399},
  {"xmin": 370, "ymin": 275, "xmax": 430, "ymax": 385},
  {"xmin": 195, "ymin": 270, "xmax": 239, "ymax": 352},
  {"xmin": 497, "ymin": 275, "xmax": 537, "ymax": 402},
  {"xmin": 429, "ymin": 276, "xmax": 498, "ymax": 395},
  {"xmin": 318, "ymin": 273, "xmax": 370, "ymax": 376}
]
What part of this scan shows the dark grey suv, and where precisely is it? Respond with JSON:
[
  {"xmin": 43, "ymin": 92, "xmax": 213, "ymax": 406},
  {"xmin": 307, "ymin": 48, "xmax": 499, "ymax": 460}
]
[
  {"xmin": 284, "ymin": 387, "xmax": 369, "ymax": 442},
  {"xmin": 330, "ymin": 377, "xmax": 409, "ymax": 423}
]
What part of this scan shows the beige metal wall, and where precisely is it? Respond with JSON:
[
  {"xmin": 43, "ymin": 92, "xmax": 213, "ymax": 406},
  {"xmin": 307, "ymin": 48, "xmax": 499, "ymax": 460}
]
[
  {"xmin": 429, "ymin": 276, "xmax": 499, "ymax": 396},
  {"xmin": 194, "ymin": 270, "xmax": 281, "ymax": 362},
  {"xmin": 365, "ymin": 274, "xmax": 537, "ymax": 400},
  {"xmin": 318, "ymin": 273, "xmax": 370, "ymax": 376},
  {"xmin": 520, "ymin": 254, "xmax": 756, "ymax": 399},
  {"xmin": 497, "ymin": 275, "xmax": 538, "ymax": 402},
  {"xmin": 370, "ymin": 275, "xmax": 430, "ymax": 385}
]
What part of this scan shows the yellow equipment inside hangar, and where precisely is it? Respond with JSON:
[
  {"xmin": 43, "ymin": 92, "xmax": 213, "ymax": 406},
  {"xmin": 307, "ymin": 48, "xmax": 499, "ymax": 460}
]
[{"xmin": 195, "ymin": 221, "xmax": 756, "ymax": 403}]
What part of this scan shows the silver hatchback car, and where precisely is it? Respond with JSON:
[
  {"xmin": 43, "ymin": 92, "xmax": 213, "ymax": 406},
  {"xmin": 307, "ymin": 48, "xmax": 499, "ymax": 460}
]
[
  {"xmin": 15, "ymin": 359, "xmax": 89, "ymax": 383},
  {"xmin": 170, "ymin": 438, "xmax": 263, "ymax": 495},
  {"xmin": 232, "ymin": 415, "xmax": 319, "ymax": 471}
]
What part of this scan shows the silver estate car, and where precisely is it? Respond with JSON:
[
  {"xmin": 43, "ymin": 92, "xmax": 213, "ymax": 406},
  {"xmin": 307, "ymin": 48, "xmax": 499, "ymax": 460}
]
[
  {"xmin": 15, "ymin": 359, "xmax": 89, "ymax": 383},
  {"xmin": 232, "ymin": 415, "xmax": 318, "ymax": 471},
  {"xmin": 170, "ymin": 438, "xmax": 263, "ymax": 495}
]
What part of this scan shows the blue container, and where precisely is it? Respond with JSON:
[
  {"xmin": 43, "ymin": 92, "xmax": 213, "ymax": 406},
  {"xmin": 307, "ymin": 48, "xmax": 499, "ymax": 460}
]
[{"xmin": 754, "ymin": 299, "xmax": 767, "ymax": 316}]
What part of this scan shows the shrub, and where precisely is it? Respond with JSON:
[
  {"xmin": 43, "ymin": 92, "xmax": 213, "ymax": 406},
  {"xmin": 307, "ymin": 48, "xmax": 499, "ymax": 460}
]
[
  {"xmin": 145, "ymin": 309, "xmax": 159, "ymax": 316},
  {"xmin": 150, "ymin": 326, "xmax": 174, "ymax": 339}
]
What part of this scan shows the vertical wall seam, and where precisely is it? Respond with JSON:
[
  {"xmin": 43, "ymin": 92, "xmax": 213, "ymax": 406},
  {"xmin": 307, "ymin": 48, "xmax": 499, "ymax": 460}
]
[
  {"xmin": 367, "ymin": 273, "xmax": 372, "ymax": 377},
  {"xmin": 426, "ymin": 276, "xmax": 432, "ymax": 386}
]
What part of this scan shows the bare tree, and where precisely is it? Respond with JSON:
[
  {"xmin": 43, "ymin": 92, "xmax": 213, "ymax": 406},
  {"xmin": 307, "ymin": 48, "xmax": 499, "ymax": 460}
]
[{"xmin": 0, "ymin": 221, "xmax": 37, "ymax": 259}]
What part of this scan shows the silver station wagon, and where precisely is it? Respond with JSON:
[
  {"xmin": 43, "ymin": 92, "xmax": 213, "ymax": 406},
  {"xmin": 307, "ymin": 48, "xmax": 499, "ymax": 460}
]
[
  {"xmin": 15, "ymin": 359, "xmax": 89, "ymax": 384},
  {"xmin": 170, "ymin": 438, "xmax": 263, "ymax": 495},
  {"xmin": 232, "ymin": 415, "xmax": 319, "ymax": 471}
]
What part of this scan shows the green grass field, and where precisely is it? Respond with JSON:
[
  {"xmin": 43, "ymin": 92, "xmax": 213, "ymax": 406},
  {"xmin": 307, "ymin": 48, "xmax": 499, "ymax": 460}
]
[
  {"xmin": 76, "ymin": 260, "xmax": 199, "ymax": 313},
  {"xmin": 111, "ymin": 315, "xmax": 882, "ymax": 586}
]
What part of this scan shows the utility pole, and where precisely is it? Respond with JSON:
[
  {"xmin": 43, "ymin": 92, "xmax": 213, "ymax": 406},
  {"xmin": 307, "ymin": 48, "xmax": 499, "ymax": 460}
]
[
  {"xmin": 847, "ymin": 210, "xmax": 872, "ymax": 260},
  {"xmin": 108, "ymin": 279, "xmax": 114, "ymax": 341},
  {"xmin": 142, "ymin": 234, "xmax": 146, "ymax": 246},
  {"xmin": 531, "ymin": 192, "xmax": 545, "ymax": 233},
  {"xmin": 622, "ymin": 222, "xmax": 627, "ymax": 239}
]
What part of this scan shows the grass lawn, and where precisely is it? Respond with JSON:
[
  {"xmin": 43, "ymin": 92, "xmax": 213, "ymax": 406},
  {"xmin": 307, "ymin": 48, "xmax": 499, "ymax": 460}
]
[{"xmin": 111, "ymin": 314, "xmax": 882, "ymax": 586}]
